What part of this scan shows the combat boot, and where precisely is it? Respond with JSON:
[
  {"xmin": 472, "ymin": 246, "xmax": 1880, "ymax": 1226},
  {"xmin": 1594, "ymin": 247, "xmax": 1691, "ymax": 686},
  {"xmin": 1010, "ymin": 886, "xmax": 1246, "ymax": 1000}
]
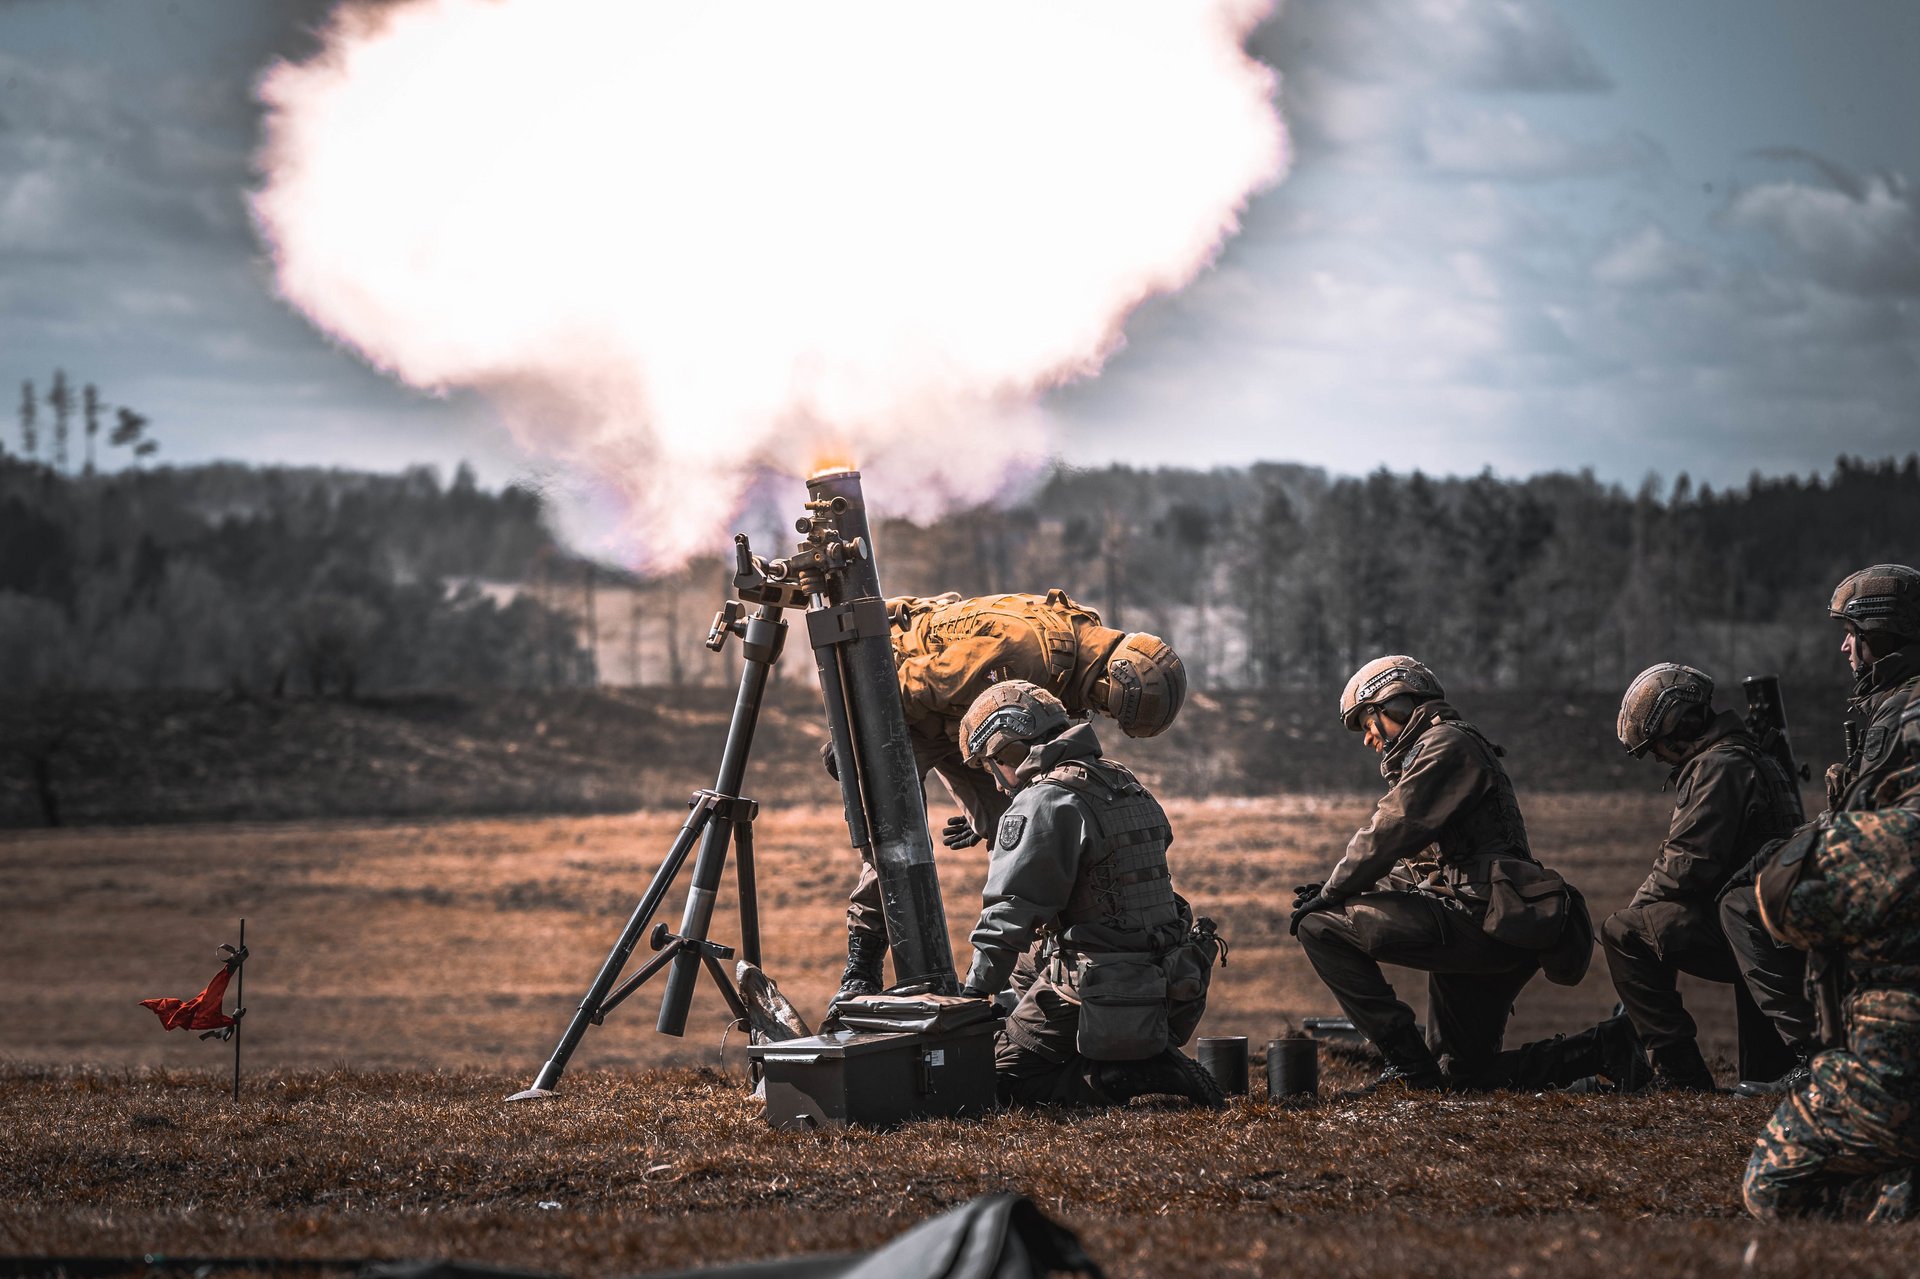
[
  {"xmin": 1093, "ymin": 1048, "xmax": 1228, "ymax": 1110},
  {"xmin": 1733, "ymin": 1048, "xmax": 1812, "ymax": 1097},
  {"xmin": 1649, "ymin": 1038, "xmax": 1718, "ymax": 1092},
  {"xmin": 1340, "ymin": 1027, "xmax": 1445, "ymax": 1098},
  {"xmin": 1596, "ymin": 1013, "xmax": 1653, "ymax": 1092},
  {"xmin": 832, "ymin": 928, "xmax": 886, "ymax": 1004}
]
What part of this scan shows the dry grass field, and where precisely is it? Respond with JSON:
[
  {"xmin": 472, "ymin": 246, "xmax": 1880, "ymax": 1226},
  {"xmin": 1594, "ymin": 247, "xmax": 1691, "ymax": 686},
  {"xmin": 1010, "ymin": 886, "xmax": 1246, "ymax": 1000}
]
[{"xmin": 4, "ymin": 795, "xmax": 1915, "ymax": 1276}]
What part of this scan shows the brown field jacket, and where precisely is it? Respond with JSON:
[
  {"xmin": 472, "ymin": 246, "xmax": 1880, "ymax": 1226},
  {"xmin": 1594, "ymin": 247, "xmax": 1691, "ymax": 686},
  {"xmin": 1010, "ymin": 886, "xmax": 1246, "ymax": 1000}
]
[
  {"xmin": 1630, "ymin": 711, "xmax": 1798, "ymax": 909},
  {"xmin": 1321, "ymin": 700, "xmax": 1532, "ymax": 906}
]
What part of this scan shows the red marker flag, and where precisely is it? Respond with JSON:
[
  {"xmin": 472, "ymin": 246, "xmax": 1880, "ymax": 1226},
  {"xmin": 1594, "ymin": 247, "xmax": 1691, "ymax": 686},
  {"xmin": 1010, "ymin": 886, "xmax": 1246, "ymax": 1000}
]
[{"xmin": 141, "ymin": 966, "xmax": 237, "ymax": 1032}]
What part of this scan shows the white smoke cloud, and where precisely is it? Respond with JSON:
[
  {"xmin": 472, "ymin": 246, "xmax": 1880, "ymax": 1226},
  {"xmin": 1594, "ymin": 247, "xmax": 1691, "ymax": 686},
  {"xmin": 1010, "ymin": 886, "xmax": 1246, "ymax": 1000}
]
[{"xmin": 250, "ymin": 0, "xmax": 1287, "ymax": 567}]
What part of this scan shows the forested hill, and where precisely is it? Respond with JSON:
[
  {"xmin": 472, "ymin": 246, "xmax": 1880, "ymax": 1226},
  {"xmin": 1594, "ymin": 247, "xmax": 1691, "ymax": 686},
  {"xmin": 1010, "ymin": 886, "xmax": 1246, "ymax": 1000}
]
[
  {"xmin": 883, "ymin": 454, "xmax": 1920, "ymax": 693},
  {"xmin": 0, "ymin": 458, "xmax": 591, "ymax": 695},
  {"xmin": 2, "ymin": 453, "xmax": 1916, "ymax": 701}
]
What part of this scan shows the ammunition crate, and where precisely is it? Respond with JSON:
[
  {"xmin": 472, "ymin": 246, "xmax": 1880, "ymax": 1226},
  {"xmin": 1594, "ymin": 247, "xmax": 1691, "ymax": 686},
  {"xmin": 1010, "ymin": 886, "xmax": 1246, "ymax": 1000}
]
[{"xmin": 748, "ymin": 1022, "xmax": 999, "ymax": 1129}]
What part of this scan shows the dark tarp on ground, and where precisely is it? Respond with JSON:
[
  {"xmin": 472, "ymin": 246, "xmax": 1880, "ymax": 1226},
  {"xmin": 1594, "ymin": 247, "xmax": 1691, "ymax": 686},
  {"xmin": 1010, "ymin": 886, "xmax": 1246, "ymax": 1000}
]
[{"xmin": 629, "ymin": 1193, "xmax": 1102, "ymax": 1279}]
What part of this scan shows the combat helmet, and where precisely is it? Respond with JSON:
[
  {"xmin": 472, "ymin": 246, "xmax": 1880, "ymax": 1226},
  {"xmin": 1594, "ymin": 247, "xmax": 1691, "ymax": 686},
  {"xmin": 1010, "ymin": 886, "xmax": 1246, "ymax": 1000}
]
[
  {"xmin": 1829, "ymin": 564, "xmax": 1920, "ymax": 642},
  {"xmin": 1339, "ymin": 656, "xmax": 1443, "ymax": 730},
  {"xmin": 960, "ymin": 680, "xmax": 1071, "ymax": 766},
  {"xmin": 1100, "ymin": 632, "xmax": 1187, "ymax": 738},
  {"xmin": 1617, "ymin": 663, "xmax": 1715, "ymax": 757}
]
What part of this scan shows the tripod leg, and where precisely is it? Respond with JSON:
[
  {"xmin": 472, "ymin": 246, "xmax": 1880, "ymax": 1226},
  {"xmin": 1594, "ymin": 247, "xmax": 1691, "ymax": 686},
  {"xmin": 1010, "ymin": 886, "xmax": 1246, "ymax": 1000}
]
[
  {"xmin": 701, "ymin": 949, "xmax": 751, "ymax": 1026},
  {"xmin": 507, "ymin": 802, "xmax": 715, "ymax": 1100},
  {"xmin": 736, "ymin": 817, "xmax": 761, "ymax": 970}
]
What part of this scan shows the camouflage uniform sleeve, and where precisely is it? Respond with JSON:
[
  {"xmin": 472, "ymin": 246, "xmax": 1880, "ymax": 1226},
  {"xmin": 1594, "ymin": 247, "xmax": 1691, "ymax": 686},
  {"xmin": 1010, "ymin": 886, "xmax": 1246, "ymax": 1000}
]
[
  {"xmin": 962, "ymin": 785, "xmax": 1090, "ymax": 994},
  {"xmin": 1773, "ymin": 807, "xmax": 1920, "ymax": 950},
  {"xmin": 897, "ymin": 634, "xmax": 1036, "ymax": 727},
  {"xmin": 1322, "ymin": 726, "xmax": 1484, "ymax": 902},
  {"xmin": 1629, "ymin": 749, "xmax": 1751, "ymax": 907}
]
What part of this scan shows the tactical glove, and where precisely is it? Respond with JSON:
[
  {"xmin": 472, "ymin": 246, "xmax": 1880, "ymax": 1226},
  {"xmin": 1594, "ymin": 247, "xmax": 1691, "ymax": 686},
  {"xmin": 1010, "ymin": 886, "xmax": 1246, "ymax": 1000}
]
[
  {"xmin": 942, "ymin": 815, "xmax": 983, "ymax": 849},
  {"xmin": 820, "ymin": 740, "xmax": 839, "ymax": 781},
  {"xmin": 1291, "ymin": 881, "xmax": 1323, "ymax": 908},
  {"xmin": 958, "ymin": 983, "xmax": 992, "ymax": 1000},
  {"xmin": 1288, "ymin": 892, "xmax": 1336, "ymax": 937},
  {"xmin": 1823, "ymin": 761, "xmax": 1849, "ymax": 813}
]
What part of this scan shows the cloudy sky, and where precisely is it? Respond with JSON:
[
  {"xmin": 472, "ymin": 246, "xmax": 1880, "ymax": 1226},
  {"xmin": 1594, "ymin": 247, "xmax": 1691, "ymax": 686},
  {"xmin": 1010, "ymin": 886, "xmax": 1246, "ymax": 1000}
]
[{"xmin": 3, "ymin": 0, "xmax": 1917, "ymax": 491}]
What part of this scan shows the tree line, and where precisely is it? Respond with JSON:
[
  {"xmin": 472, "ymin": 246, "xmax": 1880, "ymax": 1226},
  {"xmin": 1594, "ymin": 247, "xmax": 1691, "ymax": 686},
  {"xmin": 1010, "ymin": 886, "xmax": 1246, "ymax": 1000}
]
[
  {"xmin": 2, "ymin": 452, "xmax": 1915, "ymax": 699},
  {"xmin": 0, "ymin": 457, "xmax": 589, "ymax": 696},
  {"xmin": 877, "ymin": 455, "xmax": 1920, "ymax": 694}
]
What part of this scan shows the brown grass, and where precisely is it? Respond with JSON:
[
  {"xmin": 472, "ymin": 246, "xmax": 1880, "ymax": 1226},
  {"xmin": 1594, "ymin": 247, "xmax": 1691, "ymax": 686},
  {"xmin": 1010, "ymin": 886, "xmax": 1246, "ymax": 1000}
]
[
  {"xmin": 5, "ymin": 798, "xmax": 1915, "ymax": 1275},
  {"xmin": 5, "ymin": 1064, "xmax": 1915, "ymax": 1278}
]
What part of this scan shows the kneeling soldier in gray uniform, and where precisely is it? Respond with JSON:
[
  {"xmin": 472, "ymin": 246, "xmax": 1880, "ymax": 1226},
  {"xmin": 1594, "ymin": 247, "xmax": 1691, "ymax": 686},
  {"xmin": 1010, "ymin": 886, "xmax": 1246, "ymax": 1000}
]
[{"xmin": 953, "ymin": 680, "xmax": 1224, "ymax": 1109}]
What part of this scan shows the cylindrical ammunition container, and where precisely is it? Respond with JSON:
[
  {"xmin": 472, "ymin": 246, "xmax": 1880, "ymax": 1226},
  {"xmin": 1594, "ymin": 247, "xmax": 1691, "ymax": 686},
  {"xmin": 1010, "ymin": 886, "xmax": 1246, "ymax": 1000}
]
[
  {"xmin": 1267, "ymin": 1035, "xmax": 1318, "ymax": 1103},
  {"xmin": 1197, "ymin": 1036, "xmax": 1249, "ymax": 1096}
]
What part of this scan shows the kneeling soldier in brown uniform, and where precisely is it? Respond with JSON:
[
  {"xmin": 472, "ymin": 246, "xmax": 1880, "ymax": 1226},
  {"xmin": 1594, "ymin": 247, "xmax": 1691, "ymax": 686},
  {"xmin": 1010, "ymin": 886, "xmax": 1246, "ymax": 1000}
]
[
  {"xmin": 1605, "ymin": 663, "xmax": 1813, "ymax": 1091},
  {"xmin": 952, "ymin": 680, "xmax": 1223, "ymax": 1109},
  {"xmin": 834, "ymin": 591, "xmax": 1186, "ymax": 1002},
  {"xmin": 1292, "ymin": 656, "xmax": 1585, "ymax": 1092}
]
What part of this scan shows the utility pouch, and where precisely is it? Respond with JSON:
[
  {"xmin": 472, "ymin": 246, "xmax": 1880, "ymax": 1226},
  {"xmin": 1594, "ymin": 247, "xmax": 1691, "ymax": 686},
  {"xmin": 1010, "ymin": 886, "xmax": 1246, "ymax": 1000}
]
[
  {"xmin": 1480, "ymin": 858, "xmax": 1570, "ymax": 950},
  {"xmin": 1806, "ymin": 950, "xmax": 1847, "ymax": 1049},
  {"xmin": 1162, "ymin": 917, "xmax": 1226, "ymax": 1047},
  {"xmin": 1072, "ymin": 952, "xmax": 1169, "ymax": 1061}
]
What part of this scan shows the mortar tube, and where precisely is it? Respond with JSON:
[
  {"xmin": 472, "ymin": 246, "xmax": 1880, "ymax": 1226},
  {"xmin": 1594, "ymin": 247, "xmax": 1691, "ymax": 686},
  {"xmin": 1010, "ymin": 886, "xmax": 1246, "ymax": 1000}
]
[{"xmin": 805, "ymin": 469, "xmax": 957, "ymax": 993}]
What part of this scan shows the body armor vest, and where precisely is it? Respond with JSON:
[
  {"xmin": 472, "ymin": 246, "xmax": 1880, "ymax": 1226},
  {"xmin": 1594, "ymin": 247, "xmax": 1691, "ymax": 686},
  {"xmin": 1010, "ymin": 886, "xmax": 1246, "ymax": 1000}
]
[
  {"xmin": 1713, "ymin": 736, "xmax": 1805, "ymax": 858},
  {"xmin": 1431, "ymin": 721, "xmax": 1534, "ymax": 866},
  {"xmin": 1035, "ymin": 757, "xmax": 1180, "ymax": 936},
  {"xmin": 915, "ymin": 591, "xmax": 1095, "ymax": 701}
]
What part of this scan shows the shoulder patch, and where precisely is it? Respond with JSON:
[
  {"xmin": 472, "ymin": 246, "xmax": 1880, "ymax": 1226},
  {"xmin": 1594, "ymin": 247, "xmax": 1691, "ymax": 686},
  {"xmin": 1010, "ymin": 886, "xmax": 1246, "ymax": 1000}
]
[
  {"xmin": 998, "ymin": 814, "xmax": 1027, "ymax": 850},
  {"xmin": 1863, "ymin": 721, "xmax": 1894, "ymax": 770}
]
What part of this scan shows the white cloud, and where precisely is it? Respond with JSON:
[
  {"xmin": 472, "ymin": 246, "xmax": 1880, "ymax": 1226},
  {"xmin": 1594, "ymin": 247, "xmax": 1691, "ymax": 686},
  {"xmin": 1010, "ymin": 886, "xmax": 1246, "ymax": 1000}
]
[
  {"xmin": 1590, "ymin": 225, "xmax": 1709, "ymax": 291},
  {"xmin": 1722, "ymin": 171, "xmax": 1920, "ymax": 296},
  {"xmin": 1417, "ymin": 106, "xmax": 1659, "ymax": 180}
]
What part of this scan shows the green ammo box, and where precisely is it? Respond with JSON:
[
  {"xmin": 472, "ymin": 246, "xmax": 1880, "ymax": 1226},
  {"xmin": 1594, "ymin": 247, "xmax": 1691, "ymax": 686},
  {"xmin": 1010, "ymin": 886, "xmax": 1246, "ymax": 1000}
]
[{"xmin": 748, "ymin": 1022, "xmax": 1000, "ymax": 1129}]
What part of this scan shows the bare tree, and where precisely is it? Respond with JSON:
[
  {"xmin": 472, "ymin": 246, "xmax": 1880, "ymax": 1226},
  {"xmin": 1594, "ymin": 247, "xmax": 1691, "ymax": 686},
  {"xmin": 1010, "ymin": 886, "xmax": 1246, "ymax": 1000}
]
[
  {"xmin": 83, "ymin": 384, "xmax": 100, "ymax": 475},
  {"xmin": 47, "ymin": 370, "xmax": 71, "ymax": 471},
  {"xmin": 627, "ymin": 585, "xmax": 644, "ymax": 687},
  {"xmin": 19, "ymin": 379, "xmax": 36, "ymax": 458},
  {"xmin": 110, "ymin": 406, "xmax": 154, "ymax": 464},
  {"xmin": 582, "ymin": 561, "xmax": 599, "ymax": 688}
]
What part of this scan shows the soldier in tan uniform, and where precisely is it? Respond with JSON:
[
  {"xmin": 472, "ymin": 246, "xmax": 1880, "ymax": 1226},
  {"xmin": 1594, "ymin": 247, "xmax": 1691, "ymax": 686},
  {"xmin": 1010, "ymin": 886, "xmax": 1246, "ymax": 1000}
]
[
  {"xmin": 833, "ymin": 591, "xmax": 1186, "ymax": 1000},
  {"xmin": 1291, "ymin": 657, "xmax": 1587, "ymax": 1092},
  {"xmin": 952, "ymin": 681, "xmax": 1223, "ymax": 1109},
  {"xmin": 1604, "ymin": 663, "xmax": 1812, "ymax": 1091}
]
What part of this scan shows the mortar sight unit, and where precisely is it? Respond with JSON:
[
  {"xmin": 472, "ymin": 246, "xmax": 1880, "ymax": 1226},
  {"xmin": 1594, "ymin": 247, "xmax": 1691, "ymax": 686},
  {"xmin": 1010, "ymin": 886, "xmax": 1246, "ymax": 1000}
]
[{"xmin": 509, "ymin": 468, "xmax": 958, "ymax": 1104}]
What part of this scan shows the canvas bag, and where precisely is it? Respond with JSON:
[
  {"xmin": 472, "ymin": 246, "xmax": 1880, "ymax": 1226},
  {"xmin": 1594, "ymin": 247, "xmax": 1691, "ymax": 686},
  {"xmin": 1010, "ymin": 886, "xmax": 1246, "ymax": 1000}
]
[{"xmin": 1479, "ymin": 856, "xmax": 1572, "ymax": 951}]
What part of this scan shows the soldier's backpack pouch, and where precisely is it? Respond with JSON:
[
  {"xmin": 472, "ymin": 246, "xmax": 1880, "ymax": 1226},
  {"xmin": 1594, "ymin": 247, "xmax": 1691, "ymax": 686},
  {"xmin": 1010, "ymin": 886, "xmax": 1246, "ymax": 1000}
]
[
  {"xmin": 1480, "ymin": 857, "xmax": 1571, "ymax": 951},
  {"xmin": 1072, "ymin": 952, "xmax": 1169, "ymax": 1061},
  {"xmin": 1539, "ymin": 881, "xmax": 1594, "ymax": 986},
  {"xmin": 1163, "ymin": 916, "xmax": 1227, "ymax": 1047}
]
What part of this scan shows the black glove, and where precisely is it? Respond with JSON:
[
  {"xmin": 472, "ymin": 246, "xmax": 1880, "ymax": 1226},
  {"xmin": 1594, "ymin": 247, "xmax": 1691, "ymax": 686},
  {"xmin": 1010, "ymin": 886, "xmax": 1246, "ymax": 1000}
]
[
  {"xmin": 820, "ymin": 740, "xmax": 838, "ymax": 781},
  {"xmin": 1291, "ymin": 881, "xmax": 1323, "ymax": 909},
  {"xmin": 958, "ymin": 983, "xmax": 991, "ymax": 1000},
  {"xmin": 942, "ymin": 815, "xmax": 983, "ymax": 849},
  {"xmin": 1288, "ymin": 892, "xmax": 1336, "ymax": 937}
]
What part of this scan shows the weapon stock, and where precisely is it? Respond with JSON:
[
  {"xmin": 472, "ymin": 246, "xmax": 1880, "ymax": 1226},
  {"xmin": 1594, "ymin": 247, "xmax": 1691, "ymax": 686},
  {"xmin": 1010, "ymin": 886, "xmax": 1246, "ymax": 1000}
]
[{"xmin": 1742, "ymin": 674, "xmax": 1810, "ymax": 822}]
